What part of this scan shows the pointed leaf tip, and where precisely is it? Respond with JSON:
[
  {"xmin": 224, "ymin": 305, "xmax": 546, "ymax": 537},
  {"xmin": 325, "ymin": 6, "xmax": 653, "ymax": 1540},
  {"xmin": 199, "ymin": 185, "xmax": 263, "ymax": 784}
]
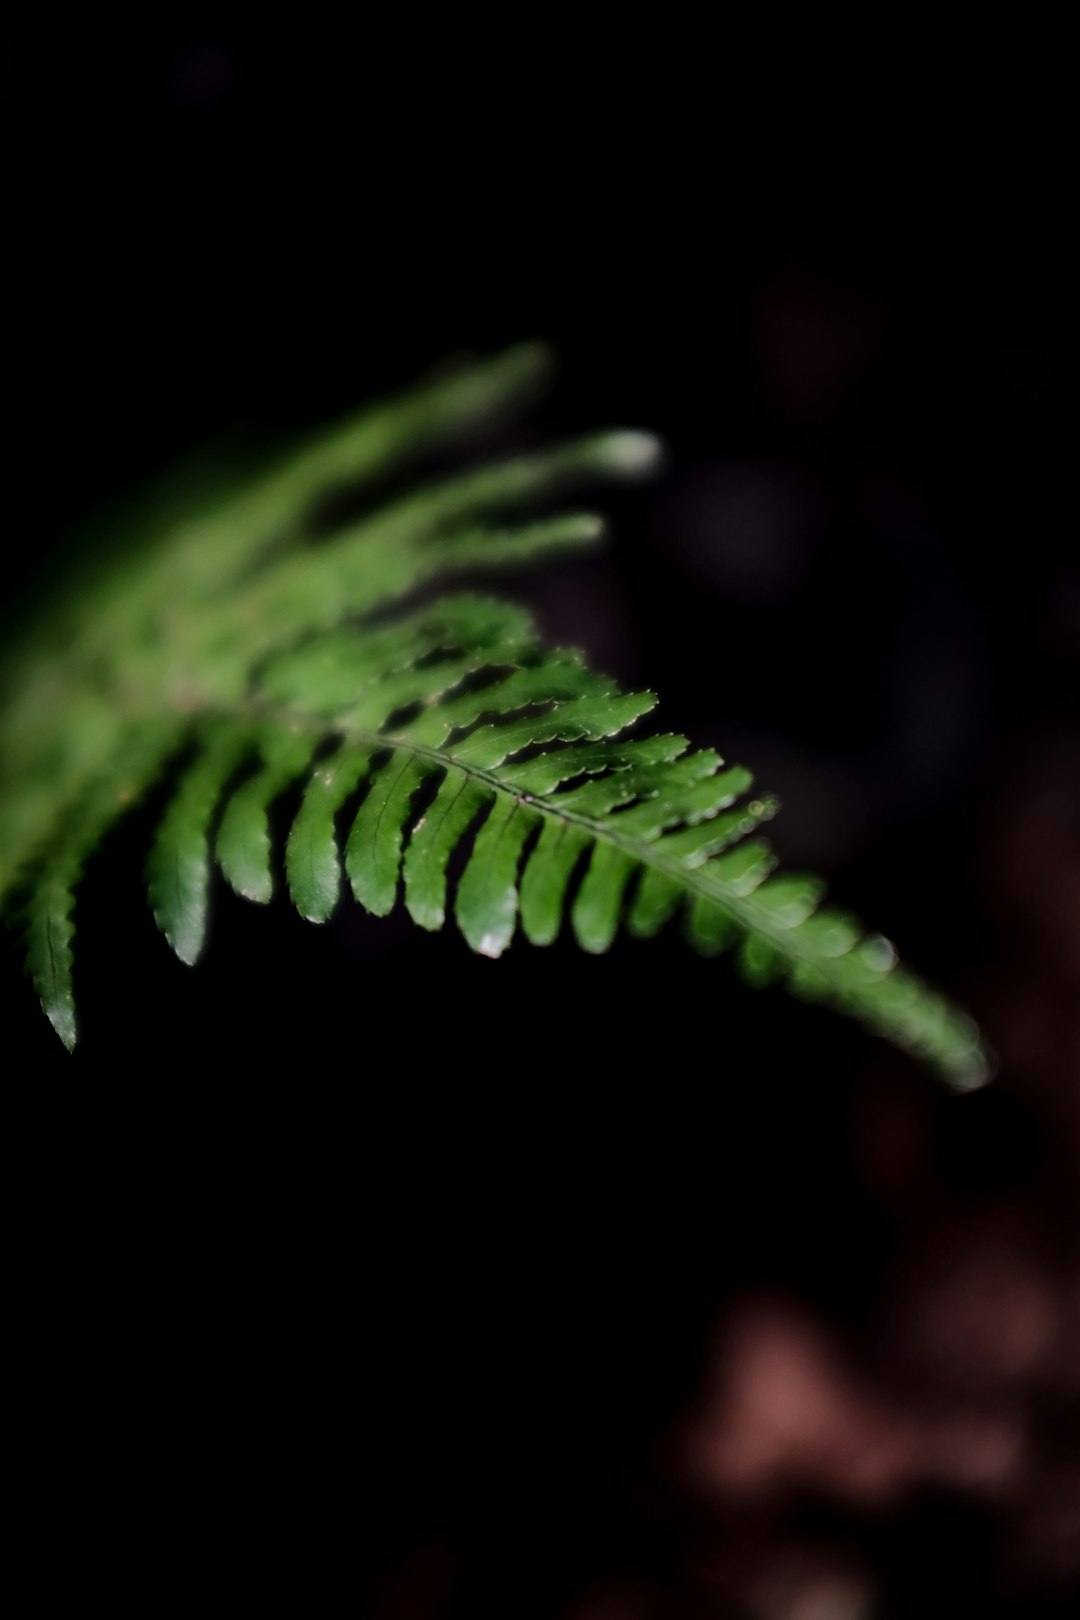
[
  {"xmin": 47, "ymin": 999, "xmax": 78, "ymax": 1052},
  {"xmin": 594, "ymin": 430, "xmax": 665, "ymax": 478}
]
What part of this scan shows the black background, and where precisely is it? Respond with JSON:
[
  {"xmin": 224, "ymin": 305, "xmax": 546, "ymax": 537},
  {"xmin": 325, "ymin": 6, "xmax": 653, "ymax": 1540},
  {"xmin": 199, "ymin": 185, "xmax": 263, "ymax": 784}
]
[{"xmin": 4, "ymin": 15, "xmax": 1077, "ymax": 1618}]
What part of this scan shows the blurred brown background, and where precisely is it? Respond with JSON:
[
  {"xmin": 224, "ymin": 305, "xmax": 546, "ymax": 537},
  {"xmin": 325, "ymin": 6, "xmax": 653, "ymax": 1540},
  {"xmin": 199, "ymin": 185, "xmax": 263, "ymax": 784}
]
[{"xmin": 3, "ymin": 14, "xmax": 1076, "ymax": 1617}]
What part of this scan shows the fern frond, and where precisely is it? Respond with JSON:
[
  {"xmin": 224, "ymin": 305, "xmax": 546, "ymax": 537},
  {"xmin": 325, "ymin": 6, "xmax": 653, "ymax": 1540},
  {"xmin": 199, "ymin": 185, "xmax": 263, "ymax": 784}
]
[{"xmin": 0, "ymin": 345, "xmax": 990, "ymax": 1087}]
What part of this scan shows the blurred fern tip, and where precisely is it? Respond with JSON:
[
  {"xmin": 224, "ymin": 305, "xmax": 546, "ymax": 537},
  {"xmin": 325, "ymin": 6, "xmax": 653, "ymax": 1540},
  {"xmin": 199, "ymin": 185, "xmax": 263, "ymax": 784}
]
[{"xmin": 0, "ymin": 342, "xmax": 990, "ymax": 1087}]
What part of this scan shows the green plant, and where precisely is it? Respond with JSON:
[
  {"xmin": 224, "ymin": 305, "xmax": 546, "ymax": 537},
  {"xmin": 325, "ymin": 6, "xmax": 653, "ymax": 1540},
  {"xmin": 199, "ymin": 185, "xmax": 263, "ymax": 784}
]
[{"xmin": 1, "ymin": 344, "xmax": 989, "ymax": 1086}]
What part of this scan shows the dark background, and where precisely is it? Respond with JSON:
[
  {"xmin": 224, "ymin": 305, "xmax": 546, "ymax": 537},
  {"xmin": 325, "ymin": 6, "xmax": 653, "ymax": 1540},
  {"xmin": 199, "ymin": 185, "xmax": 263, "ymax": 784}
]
[{"xmin": 4, "ymin": 15, "xmax": 1077, "ymax": 1618}]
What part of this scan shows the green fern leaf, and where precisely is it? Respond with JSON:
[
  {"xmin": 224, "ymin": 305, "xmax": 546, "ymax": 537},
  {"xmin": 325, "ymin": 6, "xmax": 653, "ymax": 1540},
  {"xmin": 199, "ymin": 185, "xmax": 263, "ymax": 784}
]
[{"xmin": 0, "ymin": 344, "xmax": 990, "ymax": 1088}]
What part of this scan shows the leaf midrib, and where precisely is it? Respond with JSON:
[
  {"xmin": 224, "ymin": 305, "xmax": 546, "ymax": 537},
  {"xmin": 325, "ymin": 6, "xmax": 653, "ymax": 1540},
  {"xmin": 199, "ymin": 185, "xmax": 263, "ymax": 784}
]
[{"xmin": 209, "ymin": 694, "xmax": 837, "ymax": 975}]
